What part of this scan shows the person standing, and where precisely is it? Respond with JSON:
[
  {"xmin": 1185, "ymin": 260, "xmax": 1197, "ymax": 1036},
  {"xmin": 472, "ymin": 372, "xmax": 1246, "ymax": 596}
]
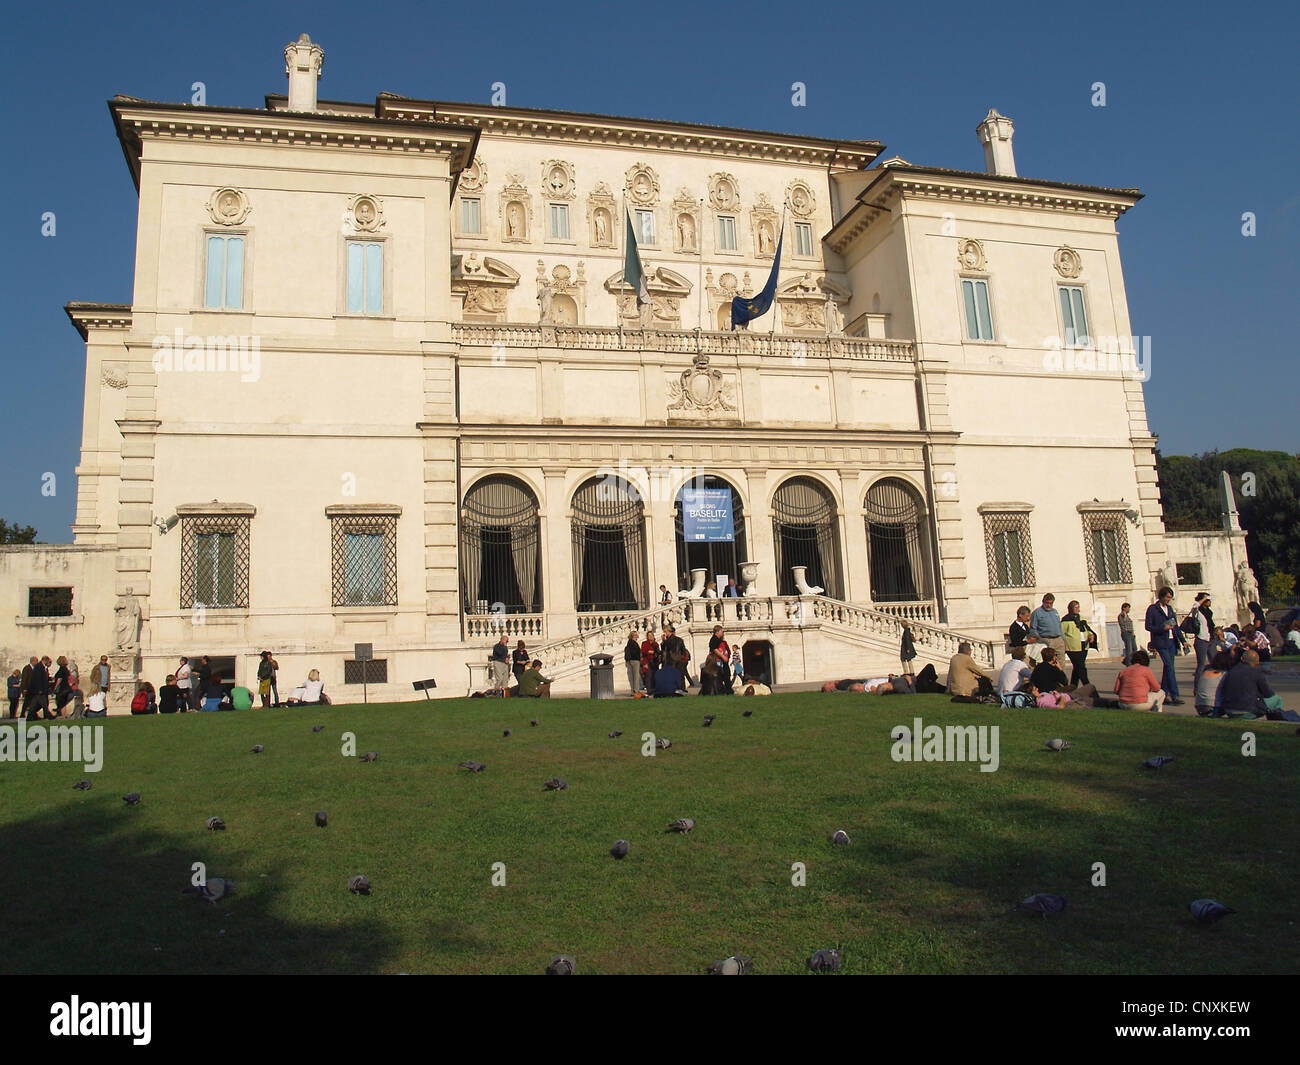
[
  {"xmin": 7, "ymin": 669, "xmax": 21, "ymax": 719},
  {"xmin": 1117, "ymin": 603, "xmax": 1136, "ymax": 665},
  {"xmin": 640, "ymin": 628, "xmax": 661, "ymax": 695},
  {"xmin": 175, "ymin": 657, "xmax": 192, "ymax": 712},
  {"xmin": 512, "ymin": 640, "xmax": 530, "ymax": 683},
  {"xmin": 1191, "ymin": 593, "xmax": 1214, "ymax": 690},
  {"xmin": 20, "ymin": 657, "xmax": 35, "ymax": 718},
  {"xmin": 1029, "ymin": 594, "xmax": 1066, "ymax": 666},
  {"xmin": 1061, "ymin": 601, "xmax": 1095, "ymax": 687},
  {"xmin": 722, "ymin": 578, "xmax": 741, "ymax": 598},
  {"xmin": 52, "ymin": 656, "xmax": 73, "ymax": 717},
  {"xmin": 1145, "ymin": 586, "xmax": 1183, "ymax": 706},
  {"xmin": 26, "ymin": 656, "xmax": 51, "ymax": 721},
  {"xmin": 659, "ymin": 585, "xmax": 672, "ymax": 606},
  {"xmin": 623, "ymin": 629, "xmax": 642, "ymax": 695},
  {"xmin": 257, "ymin": 651, "xmax": 276, "ymax": 709},
  {"xmin": 899, "ymin": 621, "xmax": 916, "ymax": 677},
  {"xmin": 196, "ymin": 656, "xmax": 213, "ymax": 711},
  {"xmin": 94, "ymin": 655, "xmax": 111, "ymax": 699},
  {"xmin": 662, "ymin": 623, "xmax": 691, "ymax": 687},
  {"xmin": 490, "ymin": 634, "xmax": 511, "ymax": 690},
  {"xmin": 268, "ymin": 651, "xmax": 281, "ymax": 707},
  {"xmin": 707, "ymin": 625, "xmax": 733, "ymax": 695}
]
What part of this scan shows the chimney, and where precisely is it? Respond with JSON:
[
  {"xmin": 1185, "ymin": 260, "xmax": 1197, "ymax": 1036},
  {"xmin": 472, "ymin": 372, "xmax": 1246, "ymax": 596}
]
[
  {"xmin": 976, "ymin": 108, "xmax": 1016, "ymax": 177},
  {"xmin": 284, "ymin": 33, "xmax": 324, "ymax": 112}
]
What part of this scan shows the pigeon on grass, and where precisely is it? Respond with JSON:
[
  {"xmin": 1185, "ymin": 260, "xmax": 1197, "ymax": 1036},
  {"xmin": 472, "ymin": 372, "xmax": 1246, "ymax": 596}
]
[
  {"xmin": 1017, "ymin": 893, "xmax": 1067, "ymax": 918},
  {"xmin": 205, "ymin": 816, "xmax": 226, "ymax": 831},
  {"xmin": 608, "ymin": 730, "xmax": 623, "ymax": 739},
  {"xmin": 1043, "ymin": 738, "xmax": 1074, "ymax": 752},
  {"xmin": 610, "ymin": 840, "xmax": 629, "ymax": 859},
  {"xmin": 546, "ymin": 955, "xmax": 575, "ymax": 975},
  {"xmin": 311, "ymin": 725, "xmax": 325, "ymax": 733},
  {"xmin": 742, "ymin": 709, "xmax": 753, "ymax": 717},
  {"xmin": 182, "ymin": 877, "xmax": 235, "ymax": 905},
  {"xmin": 530, "ymin": 719, "xmax": 539, "ymax": 728},
  {"xmin": 543, "ymin": 778, "xmax": 569, "ymax": 791},
  {"xmin": 709, "ymin": 954, "xmax": 753, "ymax": 975},
  {"xmin": 72, "ymin": 779, "xmax": 92, "ymax": 791},
  {"xmin": 807, "ymin": 948, "xmax": 842, "ymax": 972},
  {"xmin": 250, "ymin": 745, "xmax": 264, "ymax": 754},
  {"xmin": 459, "ymin": 761, "xmax": 487, "ymax": 773},
  {"xmin": 360, "ymin": 751, "xmax": 378, "ymax": 763},
  {"xmin": 703, "ymin": 714, "xmax": 716, "ymax": 727},
  {"xmin": 503, "ymin": 729, "xmax": 512, "ymax": 738},
  {"xmin": 830, "ymin": 830, "xmax": 851, "ymax": 846},
  {"xmin": 668, "ymin": 818, "xmax": 695, "ymax": 833},
  {"xmin": 314, "ymin": 811, "xmax": 328, "ymax": 828},
  {"xmin": 1141, "ymin": 755, "xmax": 1174, "ymax": 770},
  {"xmin": 348, "ymin": 875, "xmax": 371, "ymax": 895},
  {"xmin": 1188, "ymin": 899, "xmax": 1235, "ymax": 925},
  {"xmin": 123, "ymin": 793, "xmax": 141, "ymax": 806},
  {"xmin": 655, "ymin": 738, "xmax": 672, "ymax": 750}
]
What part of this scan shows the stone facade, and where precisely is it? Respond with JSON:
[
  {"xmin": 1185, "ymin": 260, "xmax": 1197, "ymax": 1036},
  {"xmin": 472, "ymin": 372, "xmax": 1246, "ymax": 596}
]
[{"xmin": 0, "ymin": 35, "xmax": 1249, "ymax": 708}]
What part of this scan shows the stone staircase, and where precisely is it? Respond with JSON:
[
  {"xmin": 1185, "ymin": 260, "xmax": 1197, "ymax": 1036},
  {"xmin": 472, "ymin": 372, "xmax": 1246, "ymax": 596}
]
[{"xmin": 492, "ymin": 595, "xmax": 996, "ymax": 694}]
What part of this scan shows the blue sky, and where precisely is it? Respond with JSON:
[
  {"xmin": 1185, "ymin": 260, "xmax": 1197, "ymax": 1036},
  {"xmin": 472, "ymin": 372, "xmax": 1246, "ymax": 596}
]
[{"xmin": 1, "ymin": 0, "xmax": 1295, "ymax": 541}]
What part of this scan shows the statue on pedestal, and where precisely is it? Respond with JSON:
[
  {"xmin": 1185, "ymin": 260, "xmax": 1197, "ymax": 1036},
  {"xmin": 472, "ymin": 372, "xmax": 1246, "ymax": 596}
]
[
  {"xmin": 1235, "ymin": 561, "xmax": 1260, "ymax": 619},
  {"xmin": 114, "ymin": 589, "xmax": 141, "ymax": 653}
]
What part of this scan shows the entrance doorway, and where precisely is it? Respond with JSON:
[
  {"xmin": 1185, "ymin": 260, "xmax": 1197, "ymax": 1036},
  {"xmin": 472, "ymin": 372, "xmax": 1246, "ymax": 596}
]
[
  {"xmin": 741, "ymin": 640, "xmax": 774, "ymax": 685},
  {"xmin": 674, "ymin": 475, "xmax": 747, "ymax": 593}
]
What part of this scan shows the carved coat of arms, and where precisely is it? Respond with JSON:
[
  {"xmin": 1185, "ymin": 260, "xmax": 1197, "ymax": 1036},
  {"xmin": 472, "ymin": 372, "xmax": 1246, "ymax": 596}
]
[{"xmin": 667, "ymin": 355, "xmax": 737, "ymax": 414}]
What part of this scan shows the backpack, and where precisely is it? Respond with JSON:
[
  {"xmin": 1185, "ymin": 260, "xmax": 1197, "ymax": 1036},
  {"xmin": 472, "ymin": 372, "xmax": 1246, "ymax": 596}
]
[
  {"xmin": 1001, "ymin": 691, "xmax": 1036, "ymax": 709},
  {"xmin": 130, "ymin": 689, "xmax": 149, "ymax": 713}
]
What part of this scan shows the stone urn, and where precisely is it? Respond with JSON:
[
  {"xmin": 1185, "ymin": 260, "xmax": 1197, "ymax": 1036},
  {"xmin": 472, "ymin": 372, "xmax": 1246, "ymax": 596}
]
[{"xmin": 738, "ymin": 560, "xmax": 759, "ymax": 595}]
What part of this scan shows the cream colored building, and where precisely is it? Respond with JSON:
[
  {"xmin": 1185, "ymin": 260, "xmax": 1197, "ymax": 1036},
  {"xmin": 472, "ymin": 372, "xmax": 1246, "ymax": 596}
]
[{"xmin": 0, "ymin": 34, "xmax": 1247, "ymax": 708}]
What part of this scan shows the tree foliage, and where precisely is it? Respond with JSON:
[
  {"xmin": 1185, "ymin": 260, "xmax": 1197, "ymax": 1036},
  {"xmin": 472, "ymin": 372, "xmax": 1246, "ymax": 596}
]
[
  {"xmin": 0, "ymin": 520, "xmax": 38, "ymax": 544},
  {"xmin": 1156, "ymin": 449, "xmax": 1300, "ymax": 582}
]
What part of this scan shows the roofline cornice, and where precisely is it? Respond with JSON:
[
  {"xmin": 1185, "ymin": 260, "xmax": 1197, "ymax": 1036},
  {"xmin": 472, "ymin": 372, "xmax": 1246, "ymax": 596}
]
[
  {"xmin": 377, "ymin": 98, "xmax": 882, "ymax": 168},
  {"xmin": 108, "ymin": 98, "xmax": 479, "ymax": 194}
]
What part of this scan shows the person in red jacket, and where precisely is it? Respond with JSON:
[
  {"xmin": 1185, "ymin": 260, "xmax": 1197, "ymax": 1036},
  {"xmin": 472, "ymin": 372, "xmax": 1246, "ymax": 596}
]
[{"xmin": 639, "ymin": 628, "xmax": 661, "ymax": 694}]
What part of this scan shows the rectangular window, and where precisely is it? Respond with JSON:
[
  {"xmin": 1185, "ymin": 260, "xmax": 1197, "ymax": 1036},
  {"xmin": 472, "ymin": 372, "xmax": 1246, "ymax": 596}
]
[
  {"xmin": 344, "ymin": 659, "xmax": 388, "ymax": 684},
  {"xmin": 718, "ymin": 216, "xmax": 737, "ymax": 251},
  {"xmin": 460, "ymin": 197, "xmax": 481, "ymax": 234},
  {"xmin": 961, "ymin": 278, "xmax": 994, "ymax": 340},
  {"xmin": 346, "ymin": 241, "xmax": 384, "ymax": 314},
  {"xmin": 204, "ymin": 235, "xmax": 244, "ymax": 309},
  {"xmin": 794, "ymin": 222, "xmax": 814, "ymax": 256},
  {"xmin": 1059, "ymin": 285, "xmax": 1090, "ymax": 345},
  {"xmin": 180, "ymin": 514, "xmax": 251, "ymax": 609},
  {"xmin": 982, "ymin": 512, "xmax": 1035, "ymax": 589},
  {"xmin": 1081, "ymin": 511, "xmax": 1132, "ymax": 586},
  {"xmin": 28, "ymin": 587, "xmax": 74, "ymax": 617},
  {"xmin": 331, "ymin": 513, "xmax": 398, "ymax": 607},
  {"xmin": 1176, "ymin": 562, "xmax": 1204, "ymax": 585},
  {"xmin": 635, "ymin": 210, "xmax": 655, "ymax": 245},
  {"xmin": 548, "ymin": 203, "xmax": 569, "ymax": 239}
]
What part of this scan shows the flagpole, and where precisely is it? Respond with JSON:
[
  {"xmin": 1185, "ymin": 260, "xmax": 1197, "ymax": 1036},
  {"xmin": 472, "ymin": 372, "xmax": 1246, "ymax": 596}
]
[
  {"xmin": 619, "ymin": 190, "xmax": 626, "ymax": 348},
  {"xmin": 769, "ymin": 204, "xmax": 787, "ymax": 353},
  {"xmin": 697, "ymin": 198, "xmax": 706, "ymax": 335}
]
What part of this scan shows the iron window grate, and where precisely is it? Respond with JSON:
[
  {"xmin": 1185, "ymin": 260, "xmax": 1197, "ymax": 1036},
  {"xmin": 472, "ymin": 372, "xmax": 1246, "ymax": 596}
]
[
  {"xmin": 344, "ymin": 659, "xmax": 387, "ymax": 684},
  {"xmin": 180, "ymin": 515, "xmax": 250, "ymax": 608},
  {"xmin": 332, "ymin": 514, "xmax": 397, "ymax": 607},
  {"xmin": 983, "ymin": 512, "xmax": 1036, "ymax": 589},
  {"xmin": 1081, "ymin": 511, "xmax": 1132, "ymax": 585}
]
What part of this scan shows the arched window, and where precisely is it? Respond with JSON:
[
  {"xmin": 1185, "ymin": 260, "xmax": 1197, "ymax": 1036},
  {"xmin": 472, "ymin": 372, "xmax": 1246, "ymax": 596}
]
[
  {"xmin": 673, "ymin": 475, "xmax": 747, "ymax": 591},
  {"xmin": 772, "ymin": 477, "xmax": 843, "ymax": 599},
  {"xmin": 460, "ymin": 476, "xmax": 542, "ymax": 614},
  {"xmin": 571, "ymin": 476, "xmax": 647, "ymax": 612},
  {"xmin": 865, "ymin": 478, "xmax": 932, "ymax": 603}
]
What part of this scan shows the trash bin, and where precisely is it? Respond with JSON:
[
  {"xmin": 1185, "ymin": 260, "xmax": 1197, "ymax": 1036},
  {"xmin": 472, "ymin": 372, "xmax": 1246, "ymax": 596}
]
[{"xmin": 589, "ymin": 653, "xmax": 615, "ymax": 700}]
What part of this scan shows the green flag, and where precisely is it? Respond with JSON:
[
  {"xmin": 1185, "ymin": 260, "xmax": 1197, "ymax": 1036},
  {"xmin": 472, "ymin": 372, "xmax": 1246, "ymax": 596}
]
[{"xmin": 623, "ymin": 210, "xmax": 649, "ymax": 306}]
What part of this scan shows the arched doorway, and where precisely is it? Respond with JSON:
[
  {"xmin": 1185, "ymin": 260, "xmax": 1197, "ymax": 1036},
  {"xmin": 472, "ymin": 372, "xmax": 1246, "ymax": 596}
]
[
  {"xmin": 459, "ymin": 475, "xmax": 542, "ymax": 614},
  {"xmin": 772, "ymin": 476, "xmax": 843, "ymax": 599},
  {"xmin": 864, "ymin": 478, "xmax": 932, "ymax": 603},
  {"xmin": 674, "ymin": 475, "xmax": 747, "ymax": 593},
  {"xmin": 571, "ymin": 476, "xmax": 648, "ymax": 612}
]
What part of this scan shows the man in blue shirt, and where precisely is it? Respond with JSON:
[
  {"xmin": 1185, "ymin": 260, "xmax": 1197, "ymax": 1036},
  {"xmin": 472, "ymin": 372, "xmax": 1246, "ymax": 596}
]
[
  {"xmin": 1145, "ymin": 586, "xmax": 1184, "ymax": 705},
  {"xmin": 653, "ymin": 662, "xmax": 688, "ymax": 697},
  {"xmin": 1028, "ymin": 593, "xmax": 1066, "ymax": 666},
  {"xmin": 26, "ymin": 656, "xmax": 51, "ymax": 721}
]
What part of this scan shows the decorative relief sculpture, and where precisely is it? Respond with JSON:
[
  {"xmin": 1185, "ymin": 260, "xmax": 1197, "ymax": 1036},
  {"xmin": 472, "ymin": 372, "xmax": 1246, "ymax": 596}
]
[
  {"xmin": 667, "ymin": 354, "xmax": 738, "ymax": 415},
  {"xmin": 347, "ymin": 194, "xmax": 384, "ymax": 233},
  {"xmin": 1053, "ymin": 245, "xmax": 1082, "ymax": 278},
  {"xmin": 207, "ymin": 188, "xmax": 250, "ymax": 226},
  {"xmin": 114, "ymin": 588, "xmax": 142, "ymax": 653},
  {"xmin": 452, "ymin": 253, "xmax": 520, "ymax": 321},
  {"xmin": 709, "ymin": 173, "xmax": 739, "ymax": 212},
  {"xmin": 542, "ymin": 160, "xmax": 575, "ymax": 200},
  {"xmin": 625, "ymin": 163, "xmax": 660, "ymax": 206},
  {"xmin": 787, "ymin": 180, "xmax": 815, "ymax": 218},
  {"xmin": 460, "ymin": 157, "xmax": 486, "ymax": 192},
  {"xmin": 101, "ymin": 363, "xmax": 129, "ymax": 390},
  {"xmin": 957, "ymin": 238, "xmax": 987, "ymax": 271}
]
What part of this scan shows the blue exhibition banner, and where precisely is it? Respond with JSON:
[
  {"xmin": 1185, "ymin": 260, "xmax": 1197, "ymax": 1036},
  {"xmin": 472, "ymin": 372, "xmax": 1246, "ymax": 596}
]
[{"xmin": 681, "ymin": 488, "xmax": 734, "ymax": 542}]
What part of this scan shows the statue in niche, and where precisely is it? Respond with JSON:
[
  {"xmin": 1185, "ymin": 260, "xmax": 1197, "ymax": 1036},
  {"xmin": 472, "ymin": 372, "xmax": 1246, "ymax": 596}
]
[
  {"xmin": 114, "ymin": 588, "xmax": 142, "ymax": 653},
  {"xmin": 677, "ymin": 213, "xmax": 695, "ymax": 250},
  {"xmin": 507, "ymin": 202, "xmax": 523, "ymax": 238},
  {"xmin": 824, "ymin": 294, "xmax": 842, "ymax": 336},
  {"xmin": 594, "ymin": 209, "xmax": 609, "ymax": 245},
  {"xmin": 758, "ymin": 221, "xmax": 775, "ymax": 256},
  {"xmin": 537, "ymin": 279, "xmax": 553, "ymax": 322}
]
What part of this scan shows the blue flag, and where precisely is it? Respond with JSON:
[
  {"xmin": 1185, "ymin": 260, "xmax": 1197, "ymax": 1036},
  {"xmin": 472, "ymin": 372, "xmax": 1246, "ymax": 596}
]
[{"xmin": 730, "ymin": 226, "xmax": 783, "ymax": 330}]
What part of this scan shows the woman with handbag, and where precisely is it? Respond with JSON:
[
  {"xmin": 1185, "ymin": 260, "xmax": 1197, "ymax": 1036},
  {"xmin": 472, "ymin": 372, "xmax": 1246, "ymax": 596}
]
[{"xmin": 1061, "ymin": 601, "xmax": 1095, "ymax": 687}]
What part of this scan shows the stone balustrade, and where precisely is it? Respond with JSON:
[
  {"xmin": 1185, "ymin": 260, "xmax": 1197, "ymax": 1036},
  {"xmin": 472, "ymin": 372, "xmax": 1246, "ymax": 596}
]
[{"xmin": 463, "ymin": 613, "xmax": 547, "ymax": 641}]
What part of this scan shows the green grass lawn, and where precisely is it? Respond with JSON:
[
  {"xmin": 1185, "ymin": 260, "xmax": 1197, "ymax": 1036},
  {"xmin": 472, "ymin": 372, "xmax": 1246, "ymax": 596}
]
[{"xmin": 1, "ymin": 694, "xmax": 1294, "ymax": 974}]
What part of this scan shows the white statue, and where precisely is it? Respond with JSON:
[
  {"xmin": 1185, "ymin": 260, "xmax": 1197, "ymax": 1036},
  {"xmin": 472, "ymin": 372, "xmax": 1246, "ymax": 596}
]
[
  {"xmin": 114, "ymin": 589, "xmax": 141, "ymax": 653},
  {"xmin": 677, "ymin": 213, "xmax": 695, "ymax": 250},
  {"xmin": 1235, "ymin": 561, "xmax": 1259, "ymax": 614},
  {"xmin": 594, "ymin": 210, "xmax": 608, "ymax": 244},
  {"xmin": 507, "ymin": 203, "xmax": 523, "ymax": 238},
  {"xmin": 537, "ymin": 280, "xmax": 553, "ymax": 322},
  {"xmin": 824, "ymin": 294, "xmax": 842, "ymax": 336},
  {"xmin": 791, "ymin": 566, "xmax": 824, "ymax": 596},
  {"xmin": 759, "ymin": 222, "xmax": 774, "ymax": 255},
  {"xmin": 1156, "ymin": 561, "xmax": 1178, "ymax": 595}
]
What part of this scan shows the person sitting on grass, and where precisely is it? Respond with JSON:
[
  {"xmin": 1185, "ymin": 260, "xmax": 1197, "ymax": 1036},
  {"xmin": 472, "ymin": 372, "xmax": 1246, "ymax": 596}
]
[
  {"xmin": 652, "ymin": 660, "xmax": 688, "ymax": 698},
  {"xmin": 1031, "ymin": 683, "xmax": 1071, "ymax": 709},
  {"xmin": 159, "ymin": 674, "xmax": 183, "ymax": 714},
  {"xmin": 1196, "ymin": 650, "xmax": 1232, "ymax": 717},
  {"xmin": 229, "ymin": 682, "xmax": 255, "ymax": 711},
  {"xmin": 201, "ymin": 675, "xmax": 225, "ymax": 713},
  {"xmin": 1286, "ymin": 621, "xmax": 1300, "ymax": 656},
  {"xmin": 1216, "ymin": 648, "xmax": 1283, "ymax": 718},
  {"xmin": 517, "ymin": 660, "xmax": 553, "ymax": 699},
  {"xmin": 1114, "ymin": 649, "xmax": 1166, "ymax": 713},
  {"xmin": 946, "ymin": 642, "xmax": 998, "ymax": 699},
  {"xmin": 997, "ymin": 646, "xmax": 1033, "ymax": 697},
  {"xmin": 286, "ymin": 669, "xmax": 328, "ymax": 705}
]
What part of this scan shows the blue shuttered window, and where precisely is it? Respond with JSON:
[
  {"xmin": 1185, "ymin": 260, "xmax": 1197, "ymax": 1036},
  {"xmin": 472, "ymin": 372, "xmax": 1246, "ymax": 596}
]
[
  {"xmin": 961, "ymin": 278, "xmax": 994, "ymax": 341},
  {"xmin": 1059, "ymin": 285, "xmax": 1090, "ymax": 345},
  {"xmin": 347, "ymin": 241, "xmax": 384, "ymax": 314},
  {"xmin": 204, "ymin": 235, "xmax": 244, "ymax": 309}
]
